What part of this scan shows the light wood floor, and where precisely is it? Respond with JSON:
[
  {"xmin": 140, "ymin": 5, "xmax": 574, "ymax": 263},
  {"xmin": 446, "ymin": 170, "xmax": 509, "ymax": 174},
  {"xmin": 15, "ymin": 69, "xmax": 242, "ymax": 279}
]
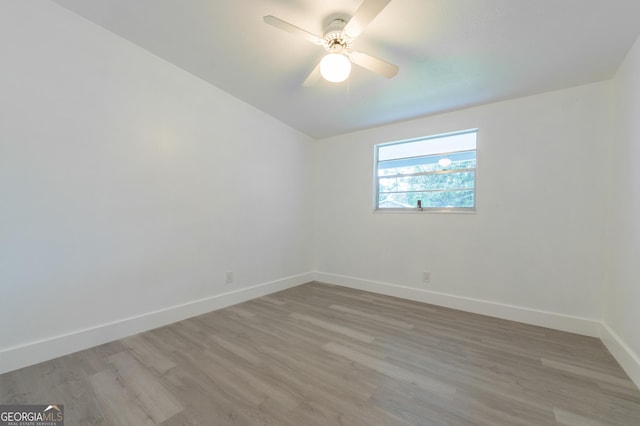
[{"xmin": 1, "ymin": 282, "xmax": 639, "ymax": 425}]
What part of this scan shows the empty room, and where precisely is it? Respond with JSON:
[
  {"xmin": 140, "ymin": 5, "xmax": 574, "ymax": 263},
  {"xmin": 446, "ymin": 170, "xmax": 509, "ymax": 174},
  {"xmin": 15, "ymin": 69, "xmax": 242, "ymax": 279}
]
[{"xmin": 1, "ymin": 0, "xmax": 640, "ymax": 425}]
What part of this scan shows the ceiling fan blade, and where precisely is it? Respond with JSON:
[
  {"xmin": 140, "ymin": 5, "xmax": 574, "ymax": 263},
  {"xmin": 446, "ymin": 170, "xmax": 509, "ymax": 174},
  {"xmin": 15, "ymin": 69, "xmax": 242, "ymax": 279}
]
[
  {"xmin": 343, "ymin": 0, "xmax": 391, "ymax": 40},
  {"xmin": 303, "ymin": 63, "xmax": 322, "ymax": 87},
  {"xmin": 263, "ymin": 15, "xmax": 324, "ymax": 45},
  {"xmin": 349, "ymin": 51, "xmax": 398, "ymax": 78}
]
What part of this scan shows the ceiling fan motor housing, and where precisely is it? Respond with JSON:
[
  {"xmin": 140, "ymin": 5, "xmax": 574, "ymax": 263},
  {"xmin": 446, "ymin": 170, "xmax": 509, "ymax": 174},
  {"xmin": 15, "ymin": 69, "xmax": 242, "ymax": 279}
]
[{"xmin": 323, "ymin": 19, "xmax": 352, "ymax": 53}]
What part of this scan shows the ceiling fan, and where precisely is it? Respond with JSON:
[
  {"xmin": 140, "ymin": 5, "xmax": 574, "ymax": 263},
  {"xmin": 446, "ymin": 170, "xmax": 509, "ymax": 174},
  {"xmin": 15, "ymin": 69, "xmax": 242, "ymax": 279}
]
[{"xmin": 263, "ymin": 0, "xmax": 399, "ymax": 85}]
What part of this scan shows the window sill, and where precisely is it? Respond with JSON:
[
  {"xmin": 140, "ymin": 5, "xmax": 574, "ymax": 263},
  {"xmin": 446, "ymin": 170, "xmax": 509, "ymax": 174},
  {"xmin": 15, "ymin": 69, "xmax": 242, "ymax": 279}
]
[{"xmin": 373, "ymin": 208, "xmax": 476, "ymax": 214}]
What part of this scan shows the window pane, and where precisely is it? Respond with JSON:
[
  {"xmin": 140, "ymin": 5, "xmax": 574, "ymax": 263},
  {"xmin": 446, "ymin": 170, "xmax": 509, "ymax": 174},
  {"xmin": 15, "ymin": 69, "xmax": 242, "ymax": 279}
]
[
  {"xmin": 379, "ymin": 171, "xmax": 475, "ymax": 192},
  {"xmin": 378, "ymin": 131, "xmax": 477, "ymax": 161},
  {"xmin": 378, "ymin": 190, "xmax": 475, "ymax": 209},
  {"xmin": 378, "ymin": 151, "xmax": 476, "ymax": 176}
]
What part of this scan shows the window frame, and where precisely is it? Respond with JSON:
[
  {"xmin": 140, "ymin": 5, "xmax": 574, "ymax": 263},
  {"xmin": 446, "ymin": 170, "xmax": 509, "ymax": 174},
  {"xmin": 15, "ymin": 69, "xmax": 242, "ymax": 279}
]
[{"xmin": 373, "ymin": 129, "xmax": 478, "ymax": 213}]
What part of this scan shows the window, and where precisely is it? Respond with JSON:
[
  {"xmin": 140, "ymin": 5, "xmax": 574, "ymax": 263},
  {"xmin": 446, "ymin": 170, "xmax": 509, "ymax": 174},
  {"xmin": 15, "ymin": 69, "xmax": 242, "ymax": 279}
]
[{"xmin": 375, "ymin": 129, "xmax": 477, "ymax": 212}]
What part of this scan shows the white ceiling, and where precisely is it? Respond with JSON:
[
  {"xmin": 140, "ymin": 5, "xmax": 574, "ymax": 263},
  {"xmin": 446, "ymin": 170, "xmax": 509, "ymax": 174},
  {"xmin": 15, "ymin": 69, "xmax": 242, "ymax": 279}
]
[{"xmin": 51, "ymin": 0, "xmax": 640, "ymax": 139}]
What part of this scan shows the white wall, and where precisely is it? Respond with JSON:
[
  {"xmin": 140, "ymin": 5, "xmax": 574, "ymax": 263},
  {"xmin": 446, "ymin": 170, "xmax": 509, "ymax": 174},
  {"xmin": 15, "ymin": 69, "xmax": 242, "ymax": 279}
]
[
  {"xmin": 0, "ymin": 1, "xmax": 314, "ymax": 372},
  {"xmin": 315, "ymin": 82, "xmax": 610, "ymax": 329},
  {"xmin": 603, "ymin": 34, "xmax": 640, "ymax": 385}
]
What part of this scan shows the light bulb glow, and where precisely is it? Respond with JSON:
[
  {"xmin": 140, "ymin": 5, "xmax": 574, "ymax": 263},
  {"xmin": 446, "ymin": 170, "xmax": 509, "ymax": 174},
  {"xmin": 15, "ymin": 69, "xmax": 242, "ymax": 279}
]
[{"xmin": 320, "ymin": 54, "xmax": 351, "ymax": 83}]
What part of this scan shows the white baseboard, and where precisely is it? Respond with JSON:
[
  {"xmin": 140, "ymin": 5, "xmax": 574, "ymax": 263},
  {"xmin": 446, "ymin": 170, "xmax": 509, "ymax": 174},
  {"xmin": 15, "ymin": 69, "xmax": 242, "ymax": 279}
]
[
  {"xmin": 0, "ymin": 272, "xmax": 313, "ymax": 375},
  {"xmin": 315, "ymin": 272, "xmax": 601, "ymax": 337},
  {"xmin": 599, "ymin": 322, "xmax": 640, "ymax": 388}
]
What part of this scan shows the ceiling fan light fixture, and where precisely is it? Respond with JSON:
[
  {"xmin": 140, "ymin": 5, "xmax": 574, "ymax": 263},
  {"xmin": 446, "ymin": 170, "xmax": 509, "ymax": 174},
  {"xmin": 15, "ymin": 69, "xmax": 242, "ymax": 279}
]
[{"xmin": 320, "ymin": 53, "xmax": 351, "ymax": 82}]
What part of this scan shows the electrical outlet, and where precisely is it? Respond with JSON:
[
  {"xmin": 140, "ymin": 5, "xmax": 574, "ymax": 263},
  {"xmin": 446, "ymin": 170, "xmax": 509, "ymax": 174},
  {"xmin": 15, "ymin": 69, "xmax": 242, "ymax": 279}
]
[
  {"xmin": 225, "ymin": 271, "xmax": 234, "ymax": 284},
  {"xmin": 422, "ymin": 271, "xmax": 431, "ymax": 284}
]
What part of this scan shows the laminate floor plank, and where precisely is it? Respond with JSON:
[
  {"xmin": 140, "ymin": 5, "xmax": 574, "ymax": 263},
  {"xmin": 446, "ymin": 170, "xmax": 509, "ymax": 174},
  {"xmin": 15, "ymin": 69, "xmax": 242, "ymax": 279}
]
[
  {"xmin": 2, "ymin": 282, "xmax": 639, "ymax": 425},
  {"xmin": 106, "ymin": 351, "xmax": 183, "ymax": 423},
  {"xmin": 159, "ymin": 352, "xmax": 244, "ymax": 426},
  {"xmin": 255, "ymin": 344, "xmax": 379, "ymax": 402},
  {"xmin": 89, "ymin": 369, "xmax": 156, "ymax": 426},
  {"xmin": 290, "ymin": 312, "xmax": 376, "ymax": 343},
  {"xmin": 541, "ymin": 358, "xmax": 638, "ymax": 389},
  {"xmin": 122, "ymin": 334, "xmax": 177, "ymax": 375},
  {"xmin": 53, "ymin": 378, "xmax": 106, "ymax": 425},
  {"xmin": 328, "ymin": 304, "xmax": 415, "ymax": 330},
  {"xmin": 554, "ymin": 407, "xmax": 609, "ymax": 426}
]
